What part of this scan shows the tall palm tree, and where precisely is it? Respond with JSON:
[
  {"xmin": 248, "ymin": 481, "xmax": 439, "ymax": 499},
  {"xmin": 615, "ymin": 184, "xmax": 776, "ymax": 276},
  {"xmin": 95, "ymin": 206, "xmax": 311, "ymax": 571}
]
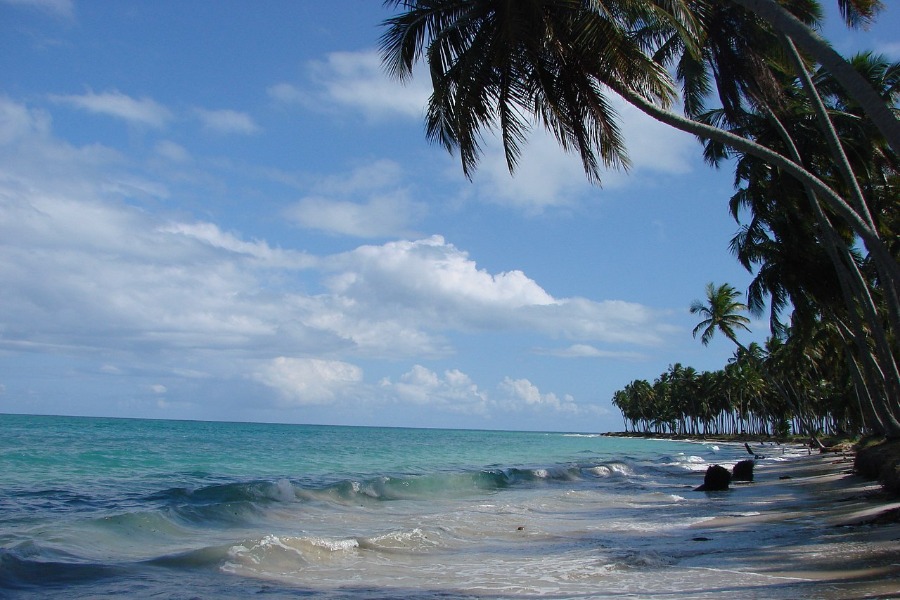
[
  {"xmin": 380, "ymin": 0, "xmax": 898, "ymax": 296},
  {"xmin": 690, "ymin": 282, "xmax": 753, "ymax": 349},
  {"xmin": 381, "ymin": 0, "xmax": 898, "ymax": 439}
]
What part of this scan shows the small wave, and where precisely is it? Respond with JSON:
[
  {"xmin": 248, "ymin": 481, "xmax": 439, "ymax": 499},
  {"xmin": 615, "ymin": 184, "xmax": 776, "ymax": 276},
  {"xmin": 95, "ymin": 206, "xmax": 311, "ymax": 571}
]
[
  {"xmin": 147, "ymin": 478, "xmax": 298, "ymax": 506},
  {"xmin": 224, "ymin": 527, "xmax": 441, "ymax": 577},
  {"xmin": 223, "ymin": 534, "xmax": 362, "ymax": 575},
  {"xmin": 359, "ymin": 528, "xmax": 441, "ymax": 555},
  {"xmin": 0, "ymin": 543, "xmax": 125, "ymax": 590},
  {"xmin": 662, "ymin": 454, "xmax": 711, "ymax": 472},
  {"xmin": 585, "ymin": 462, "xmax": 633, "ymax": 478}
]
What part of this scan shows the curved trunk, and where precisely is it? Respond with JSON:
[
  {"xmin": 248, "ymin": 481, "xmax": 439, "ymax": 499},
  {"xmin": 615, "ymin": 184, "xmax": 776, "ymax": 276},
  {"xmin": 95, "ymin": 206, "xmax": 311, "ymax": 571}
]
[
  {"xmin": 730, "ymin": 0, "xmax": 900, "ymax": 156},
  {"xmin": 762, "ymin": 102, "xmax": 900, "ymax": 439},
  {"xmin": 780, "ymin": 35, "xmax": 900, "ymax": 336},
  {"xmin": 607, "ymin": 82, "xmax": 900, "ymax": 294}
]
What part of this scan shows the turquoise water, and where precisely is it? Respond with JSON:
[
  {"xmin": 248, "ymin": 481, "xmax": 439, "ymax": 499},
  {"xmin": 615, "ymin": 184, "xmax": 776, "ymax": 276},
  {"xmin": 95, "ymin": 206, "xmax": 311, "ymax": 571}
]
[{"xmin": 0, "ymin": 414, "xmax": 772, "ymax": 598}]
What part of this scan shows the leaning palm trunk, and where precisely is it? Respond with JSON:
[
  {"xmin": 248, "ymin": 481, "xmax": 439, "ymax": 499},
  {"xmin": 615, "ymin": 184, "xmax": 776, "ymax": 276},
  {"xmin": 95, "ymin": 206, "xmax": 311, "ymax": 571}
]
[
  {"xmin": 608, "ymin": 81, "xmax": 900, "ymax": 297},
  {"xmin": 380, "ymin": 0, "xmax": 898, "ymax": 440},
  {"xmin": 608, "ymin": 84, "xmax": 900, "ymax": 434},
  {"xmin": 759, "ymin": 36, "xmax": 900, "ymax": 437},
  {"xmin": 730, "ymin": 0, "xmax": 900, "ymax": 155},
  {"xmin": 760, "ymin": 98, "xmax": 900, "ymax": 438},
  {"xmin": 779, "ymin": 35, "xmax": 900, "ymax": 338}
]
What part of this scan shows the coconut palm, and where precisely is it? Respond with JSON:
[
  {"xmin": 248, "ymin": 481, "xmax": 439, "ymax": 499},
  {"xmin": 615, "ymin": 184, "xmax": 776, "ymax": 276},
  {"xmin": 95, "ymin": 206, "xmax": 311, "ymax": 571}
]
[
  {"xmin": 380, "ymin": 0, "xmax": 689, "ymax": 182},
  {"xmin": 382, "ymin": 0, "xmax": 899, "ymax": 439},
  {"xmin": 729, "ymin": 0, "xmax": 900, "ymax": 154},
  {"xmin": 380, "ymin": 0, "xmax": 898, "ymax": 299},
  {"xmin": 690, "ymin": 282, "xmax": 753, "ymax": 348},
  {"xmin": 690, "ymin": 283, "xmax": 831, "ymax": 445}
]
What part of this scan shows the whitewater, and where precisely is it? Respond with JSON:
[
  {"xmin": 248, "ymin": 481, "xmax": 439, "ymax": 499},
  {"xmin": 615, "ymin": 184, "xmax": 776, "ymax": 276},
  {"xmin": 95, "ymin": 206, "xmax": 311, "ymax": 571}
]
[{"xmin": 0, "ymin": 414, "xmax": 824, "ymax": 598}]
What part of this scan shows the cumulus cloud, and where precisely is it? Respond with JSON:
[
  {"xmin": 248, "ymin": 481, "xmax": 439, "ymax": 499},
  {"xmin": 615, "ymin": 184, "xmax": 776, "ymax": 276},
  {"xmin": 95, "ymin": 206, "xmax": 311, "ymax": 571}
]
[
  {"xmin": 194, "ymin": 108, "xmax": 260, "ymax": 135},
  {"xmin": 284, "ymin": 160, "xmax": 426, "ymax": 238},
  {"xmin": 498, "ymin": 377, "xmax": 580, "ymax": 414},
  {"xmin": 380, "ymin": 365, "xmax": 488, "ymax": 414},
  {"xmin": 322, "ymin": 236, "xmax": 669, "ymax": 345},
  {"xmin": 252, "ymin": 357, "xmax": 364, "ymax": 406},
  {"xmin": 0, "ymin": 95, "xmax": 674, "ymax": 423},
  {"xmin": 324, "ymin": 236, "xmax": 556, "ymax": 329},
  {"xmin": 50, "ymin": 90, "xmax": 172, "ymax": 128}
]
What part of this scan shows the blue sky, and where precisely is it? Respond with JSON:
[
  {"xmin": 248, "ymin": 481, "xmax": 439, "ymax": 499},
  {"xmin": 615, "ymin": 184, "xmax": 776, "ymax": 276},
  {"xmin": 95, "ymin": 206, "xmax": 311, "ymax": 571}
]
[{"xmin": 1, "ymin": 1, "xmax": 897, "ymax": 432}]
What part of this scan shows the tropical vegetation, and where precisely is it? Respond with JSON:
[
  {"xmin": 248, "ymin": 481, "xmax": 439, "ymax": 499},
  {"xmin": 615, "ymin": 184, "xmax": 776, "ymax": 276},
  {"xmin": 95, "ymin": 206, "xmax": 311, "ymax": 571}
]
[{"xmin": 379, "ymin": 0, "xmax": 899, "ymax": 439}]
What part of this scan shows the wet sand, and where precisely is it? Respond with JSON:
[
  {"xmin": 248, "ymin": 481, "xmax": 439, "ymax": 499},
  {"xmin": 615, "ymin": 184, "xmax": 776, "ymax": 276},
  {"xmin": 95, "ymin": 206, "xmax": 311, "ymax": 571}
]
[{"xmin": 683, "ymin": 452, "xmax": 900, "ymax": 599}]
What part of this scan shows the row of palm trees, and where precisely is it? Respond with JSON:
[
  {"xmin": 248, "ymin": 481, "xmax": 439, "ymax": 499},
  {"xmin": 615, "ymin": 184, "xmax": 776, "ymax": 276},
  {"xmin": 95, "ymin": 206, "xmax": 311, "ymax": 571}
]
[
  {"xmin": 614, "ymin": 284, "xmax": 868, "ymax": 438},
  {"xmin": 379, "ymin": 1, "xmax": 898, "ymax": 438}
]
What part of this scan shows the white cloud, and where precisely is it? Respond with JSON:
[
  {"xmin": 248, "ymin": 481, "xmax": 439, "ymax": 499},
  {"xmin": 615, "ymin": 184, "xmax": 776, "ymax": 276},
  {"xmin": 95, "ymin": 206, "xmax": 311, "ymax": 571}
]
[
  {"xmin": 498, "ymin": 377, "xmax": 580, "ymax": 414},
  {"xmin": 284, "ymin": 49, "xmax": 696, "ymax": 213},
  {"xmin": 0, "ymin": 98, "xmax": 51, "ymax": 143},
  {"xmin": 1, "ymin": 0, "xmax": 73, "ymax": 19},
  {"xmin": 326, "ymin": 236, "xmax": 555, "ymax": 315},
  {"xmin": 286, "ymin": 195, "xmax": 423, "ymax": 238},
  {"xmin": 161, "ymin": 221, "xmax": 316, "ymax": 269},
  {"xmin": 155, "ymin": 140, "xmax": 191, "ymax": 163},
  {"xmin": 252, "ymin": 357, "xmax": 363, "ymax": 406},
  {"xmin": 270, "ymin": 50, "xmax": 431, "ymax": 120},
  {"xmin": 0, "ymin": 96, "xmax": 676, "ymax": 423},
  {"xmin": 470, "ymin": 96, "xmax": 695, "ymax": 212},
  {"xmin": 284, "ymin": 160, "xmax": 426, "ymax": 238},
  {"xmin": 50, "ymin": 90, "xmax": 172, "ymax": 128},
  {"xmin": 539, "ymin": 344, "xmax": 647, "ymax": 360},
  {"xmin": 380, "ymin": 365, "xmax": 488, "ymax": 414},
  {"xmin": 267, "ymin": 82, "xmax": 309, "ymax": 106},
  {"xmin": 473, "ymin": 129, "xmax": 595, "ymax": 214},
  {"xmin": 323, "ymin": 236, "xmax": 669, "ymax": 345},
  {"xmin": 194, "ymin": 108, "xmax": 260, "ymax": 135},
  {"xmin": 266, "ymin": 49, "xmax": 696, "ymax": 215}
]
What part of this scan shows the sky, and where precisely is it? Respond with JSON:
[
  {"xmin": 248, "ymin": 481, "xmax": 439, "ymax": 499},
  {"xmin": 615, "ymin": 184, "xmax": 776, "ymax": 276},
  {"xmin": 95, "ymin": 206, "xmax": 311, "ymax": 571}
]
[{"xmin": 1, "ymin": 1, "xmax": 897, "ymax": 432}]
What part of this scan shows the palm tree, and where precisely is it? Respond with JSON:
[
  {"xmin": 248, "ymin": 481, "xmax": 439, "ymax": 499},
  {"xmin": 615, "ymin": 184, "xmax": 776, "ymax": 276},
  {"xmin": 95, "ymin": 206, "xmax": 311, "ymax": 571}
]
[
  {"xmin": 380, "ymin": 0, "xmax": 686, "ymax": 182},
  {"xmin": 381, "ymin": 1, "xmax": 899, "ymax": 439},
  {"xmin": 690, "ymin": 282, "xmax": 753, "ymax": 349},
  {"xmin": 380, "ymin": 0, "xmax": 898, "ymax": 300},
  {"xmin": 728, "ymin": 0, "xmax": 900, "ymax": 154}
]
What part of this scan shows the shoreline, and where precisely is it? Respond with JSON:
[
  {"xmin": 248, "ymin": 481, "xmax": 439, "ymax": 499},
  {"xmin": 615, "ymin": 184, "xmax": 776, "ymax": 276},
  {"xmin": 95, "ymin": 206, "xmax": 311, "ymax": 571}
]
[
  {"xmin": 604, "ymin": 430, "xmax": 900, "ymax": 496},
  {"xmin": 676, "ymin": 451, "xmax": 900, "ymax": 598}
]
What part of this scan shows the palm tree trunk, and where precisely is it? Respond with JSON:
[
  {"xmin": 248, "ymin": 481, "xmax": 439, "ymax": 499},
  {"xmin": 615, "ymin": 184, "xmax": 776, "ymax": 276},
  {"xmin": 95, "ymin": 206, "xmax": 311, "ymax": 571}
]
[
  {"xmin": 779, "ymin": 35, "xmax": 900, "ymax": 335},
  {"xmin": 761, "ymin": 99, "xmax": 900, "ymax": 438},
  {"xmin": 606, "ymin": 82, "xmax": 900, "ymax": 294},
  {"xmin": 730, "ymin": 0, "xmax": 900, "ymax": 156}
]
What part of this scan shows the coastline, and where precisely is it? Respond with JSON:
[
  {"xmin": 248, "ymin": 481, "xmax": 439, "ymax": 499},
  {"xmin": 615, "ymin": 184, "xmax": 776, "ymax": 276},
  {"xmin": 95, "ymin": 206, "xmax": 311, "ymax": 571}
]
[
  {"xmin": 597, "ymin": 431, "xmax": 900, "ymax": 597},
  {"xmin": 673, "ymin": 449, "xmax": 900, "ymax": 598}
]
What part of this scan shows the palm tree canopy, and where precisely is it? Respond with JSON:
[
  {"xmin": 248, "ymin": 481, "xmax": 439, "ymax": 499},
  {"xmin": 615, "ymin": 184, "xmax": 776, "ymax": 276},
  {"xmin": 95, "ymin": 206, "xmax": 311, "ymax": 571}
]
[
  {"xmin": 837, "ymin": 0, "xmax": 883, "ymax": 28},
  {"xmin": 380, "ymin": 0, "xmax": 696, "ymax": 183},
  {"xmin": 690, "ymin": 282, "xmax": 752, "ymax": 347}
]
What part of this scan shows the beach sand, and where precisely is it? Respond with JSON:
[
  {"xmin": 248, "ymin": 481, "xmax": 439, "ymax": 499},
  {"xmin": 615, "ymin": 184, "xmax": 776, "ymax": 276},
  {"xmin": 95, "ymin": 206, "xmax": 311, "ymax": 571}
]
[{"xmin": 680, "ymin": 451, "xmax": 900, "ymax": 599}]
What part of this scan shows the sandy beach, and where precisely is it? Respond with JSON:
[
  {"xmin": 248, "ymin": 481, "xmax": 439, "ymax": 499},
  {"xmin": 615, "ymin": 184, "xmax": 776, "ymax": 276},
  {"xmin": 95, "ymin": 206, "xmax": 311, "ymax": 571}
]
[{"xmin": 680, "ymin": 450, "xmax": 900, "ymax": 599}]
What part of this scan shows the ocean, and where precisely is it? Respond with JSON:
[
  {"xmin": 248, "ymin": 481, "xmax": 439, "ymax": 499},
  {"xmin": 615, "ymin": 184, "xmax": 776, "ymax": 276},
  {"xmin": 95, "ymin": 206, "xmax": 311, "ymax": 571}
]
[{"xmin": 0, "ymin": 414, "xmax": 810, "ymax": 598}]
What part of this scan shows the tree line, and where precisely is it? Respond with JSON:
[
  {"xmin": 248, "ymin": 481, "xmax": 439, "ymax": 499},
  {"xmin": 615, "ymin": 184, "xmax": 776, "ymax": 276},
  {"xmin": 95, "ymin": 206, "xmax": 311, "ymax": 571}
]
[{"xmin": 379, "ymin": 0, "xmax": 899, "ymax": 439}]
